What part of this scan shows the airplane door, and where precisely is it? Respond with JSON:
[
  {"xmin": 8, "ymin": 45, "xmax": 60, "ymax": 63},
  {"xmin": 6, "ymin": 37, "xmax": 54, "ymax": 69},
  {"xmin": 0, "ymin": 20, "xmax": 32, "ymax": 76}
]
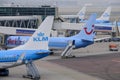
[
  {"xmin": 68, "ymin": 40, "xmax": 75, "ymax": 46},
  {"xmin": 72, "ymin": 40, "xmax": 75, "ymax": 45}
]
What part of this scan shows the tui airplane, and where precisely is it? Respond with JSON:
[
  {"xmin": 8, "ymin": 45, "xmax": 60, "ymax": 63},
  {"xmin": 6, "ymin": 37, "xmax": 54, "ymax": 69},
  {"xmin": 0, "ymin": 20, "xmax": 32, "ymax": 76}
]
[
  {"xmin": 49, "ymin": 13, "xmax": 96, "ymax": 49},
  {"xmin": 0, "ymin": 16, "xmax": 54, "ymax": 79}
]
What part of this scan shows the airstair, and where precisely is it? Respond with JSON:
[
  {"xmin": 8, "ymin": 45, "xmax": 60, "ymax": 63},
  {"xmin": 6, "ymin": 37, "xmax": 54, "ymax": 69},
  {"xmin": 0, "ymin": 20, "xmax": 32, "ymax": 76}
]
[
  {"xmin": 61, "ymin": 40, "xmax": 75, "ymax": 58},
  {"xmin": 23, "ymin": 62, "xmax": 40, "ymax": 80}
]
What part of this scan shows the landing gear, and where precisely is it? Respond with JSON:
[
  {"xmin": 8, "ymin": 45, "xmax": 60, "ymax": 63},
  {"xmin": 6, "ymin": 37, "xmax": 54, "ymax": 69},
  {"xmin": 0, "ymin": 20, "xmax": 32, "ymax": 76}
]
[
  {"xmin": 23, "ymin": 61, "xmax": 40, "ymax": 80},
  {"xmin": 0, "ymin": 69, "xmax": 9, "ymax": 76},
  {"xmin": 49, "ymin": 50, "xmax": 54, "ymax": 55},
  {"xmin": 61, "ymin": 55, "xmax": 76, "ymax": 59}
]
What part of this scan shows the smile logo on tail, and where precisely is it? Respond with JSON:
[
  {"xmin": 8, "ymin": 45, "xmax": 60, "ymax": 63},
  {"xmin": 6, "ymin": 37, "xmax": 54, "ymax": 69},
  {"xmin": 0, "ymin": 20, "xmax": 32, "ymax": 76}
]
[{"xmin": 84, "ymin": 25, "xmax": 94, "ymax": 35}]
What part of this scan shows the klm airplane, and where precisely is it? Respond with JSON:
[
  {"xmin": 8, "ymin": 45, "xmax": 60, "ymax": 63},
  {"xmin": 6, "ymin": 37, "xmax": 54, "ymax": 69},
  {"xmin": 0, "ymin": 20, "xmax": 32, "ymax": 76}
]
[
  {"xmin": 0, "ymin": 16, "xmax": 54, "ymax": 79},
  {"xmin": 94, "ymin": 7, "xmax": 112, "ymax": 32},
  {"xmin": 96, "ymin": 6, "xmax": 111, "ymax": 23}
]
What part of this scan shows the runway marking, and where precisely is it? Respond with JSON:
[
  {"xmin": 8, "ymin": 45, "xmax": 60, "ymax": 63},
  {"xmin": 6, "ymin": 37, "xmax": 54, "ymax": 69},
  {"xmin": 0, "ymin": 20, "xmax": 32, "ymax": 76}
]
[{"xmin": 112, "ymin": 60, "xmax": 120, "ymax": 63}]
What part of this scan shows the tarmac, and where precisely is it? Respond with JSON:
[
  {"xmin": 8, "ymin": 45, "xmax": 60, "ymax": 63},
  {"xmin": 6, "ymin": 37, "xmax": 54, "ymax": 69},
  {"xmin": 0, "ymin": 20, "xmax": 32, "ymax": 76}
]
[
  {"xmin": 0, "ymin": 42, "xmax": 120, "ymax": 80},
  {"xmin": 0, "ymin": 60, "xmax": 104, "ymax": 80}
]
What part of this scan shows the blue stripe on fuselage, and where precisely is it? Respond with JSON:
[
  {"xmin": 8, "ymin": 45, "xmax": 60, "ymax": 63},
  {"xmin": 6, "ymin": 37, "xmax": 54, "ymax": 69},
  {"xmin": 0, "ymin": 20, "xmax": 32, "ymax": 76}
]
[{"xmin": 0, "ymin": 50, "xmax": 49, "ymax": 62}]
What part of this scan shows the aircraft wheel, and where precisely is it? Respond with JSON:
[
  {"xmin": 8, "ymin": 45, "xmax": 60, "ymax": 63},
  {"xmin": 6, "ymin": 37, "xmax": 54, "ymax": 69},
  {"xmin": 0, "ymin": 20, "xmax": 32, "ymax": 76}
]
[{"xmin": 0, "ymin": 69, "xmax": 9, "ymax": 76}]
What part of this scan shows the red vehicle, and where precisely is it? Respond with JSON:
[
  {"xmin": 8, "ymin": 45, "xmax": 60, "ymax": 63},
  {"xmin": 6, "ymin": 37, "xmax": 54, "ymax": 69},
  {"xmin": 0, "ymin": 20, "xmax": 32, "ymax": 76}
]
[{"xmin": 109, "ymin": 43, "xmax": 118, "ymax": 51}]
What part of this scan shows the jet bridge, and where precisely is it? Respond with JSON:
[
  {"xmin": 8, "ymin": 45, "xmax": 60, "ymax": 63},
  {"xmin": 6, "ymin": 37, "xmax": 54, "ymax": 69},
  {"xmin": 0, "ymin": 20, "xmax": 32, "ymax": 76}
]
[
  {"xmin": 0, "ymin": 16, "xmax": 41, "ymax": 29},
  {"xmin": 53, "ymin": 22, "xmax": 84, "ymax": 37}
]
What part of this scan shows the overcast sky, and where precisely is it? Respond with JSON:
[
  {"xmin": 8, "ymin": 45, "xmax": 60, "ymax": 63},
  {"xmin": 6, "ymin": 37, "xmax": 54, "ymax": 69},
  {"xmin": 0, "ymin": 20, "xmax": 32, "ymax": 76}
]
[{"xmin": 0, "ymin": 0, "xmax": 120, "ymax": 8}]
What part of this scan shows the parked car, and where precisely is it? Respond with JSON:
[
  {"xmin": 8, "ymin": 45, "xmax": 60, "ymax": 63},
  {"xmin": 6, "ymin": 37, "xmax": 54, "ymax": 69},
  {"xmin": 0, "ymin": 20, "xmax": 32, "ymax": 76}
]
[{"xmin": 109, "ymin": 43, "xmax": 118, "ymax": 51}]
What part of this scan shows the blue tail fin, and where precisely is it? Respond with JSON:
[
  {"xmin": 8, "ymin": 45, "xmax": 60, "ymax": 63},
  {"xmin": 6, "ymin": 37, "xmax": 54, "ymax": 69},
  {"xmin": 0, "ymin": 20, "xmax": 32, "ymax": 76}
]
[{"xmin": 73, "ymin": 13, "xmax": 97, "ymax": 42}]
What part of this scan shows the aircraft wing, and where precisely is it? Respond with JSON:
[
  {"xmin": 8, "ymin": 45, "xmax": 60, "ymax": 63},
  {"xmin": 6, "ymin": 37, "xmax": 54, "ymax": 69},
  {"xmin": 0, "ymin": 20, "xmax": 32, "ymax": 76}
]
[
  {"xmin": 36, "ymin": 50, "xmax": 51, "ymax": 54},
  {"xmin": 0, "ymin": 53, "xmax": 25, "ymax": 69},
  {"xmin": 94, "ymin": 36, "xmax": 112, "ymax": 42}
]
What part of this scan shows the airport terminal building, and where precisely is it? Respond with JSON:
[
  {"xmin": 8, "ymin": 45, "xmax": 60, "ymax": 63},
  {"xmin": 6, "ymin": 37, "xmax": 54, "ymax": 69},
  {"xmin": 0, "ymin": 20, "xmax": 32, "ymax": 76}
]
[
  {"xmin": 0, "ymin": 6, "xmax": 58, "ymax": 47},
  {"xmin": 0, "ymin": 6, "xmax": 57, "ymax": 19}
]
